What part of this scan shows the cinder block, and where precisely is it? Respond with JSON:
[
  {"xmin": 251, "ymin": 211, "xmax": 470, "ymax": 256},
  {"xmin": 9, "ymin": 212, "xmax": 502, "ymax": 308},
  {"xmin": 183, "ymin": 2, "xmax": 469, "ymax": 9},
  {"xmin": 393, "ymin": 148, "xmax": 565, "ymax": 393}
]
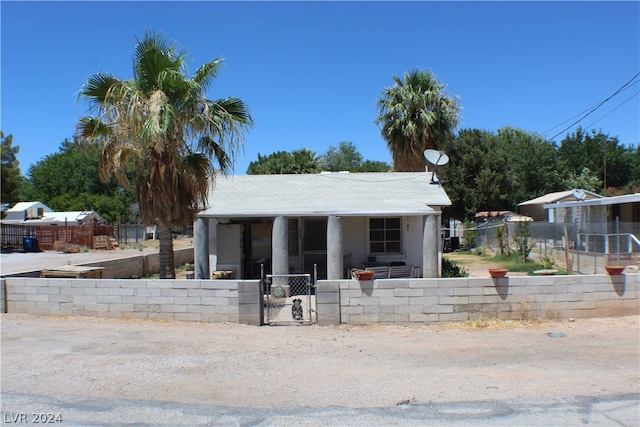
[
  {"xmin": 174, "ymin": 296, "xmax": 202, "ymax": 305},
  {"xmin": 238, "ymin": 303, "xmax": 262, "ymax": 316},
  {"xmin": 408, "ymin": 313, "xmax": 438, "ymax": 323},
  {"xmin": 204, "ymin": 313, "xmax": 234, "ymax": 323},
  {"xmin": 37, "ymin": 286, "xmax": 61, "ymax": 295},
  {"xmin": 409, "ymin": 296, "xmax": 438, "ymax": 305},
  {"xmin": 317, "ymin": 302, "xmax": 341, "ymax": 316},
  {"xmin": 147, "ymin": 312, "xmax": 175, "ymax": 321},
  {"xmin": 201, "ymin": 297, "xmax": 229, "ymax": 306},
  {"xmin": 393, "ymin": 304, "xmax": 424, "ymax": 314},
  {"xmin": 121, "ymin": 312, "xmax": 148, "ymax": 320},
  {"xmin": 108, "ymin": 288, "xmax": 135, "ymax": 296},
  {"xmin": 161, "ymin": 304, "xmax": 188, "ymax": 313},
  {"xmin": 348, "ymin": 313, "xmax": 380, "ymax": 324},
  {"xmin": 174, "ymin": 313, "xmax": 202, "ymax": 322},
  {"xmin": 379, "ymin": 296, "xmax": 409, "ymax": 306},
  {"xmin": 84, "ymin": 303, "xmax": 109, "ymax": 312},
  {"xmin": 393, "ymin": 288, "xmax": 423, "ymax": 297},
  {"xmin": 138, "ymin": 304, "xmax": 160, "ymax": 313},
  {"xmin": 147, "ymin": 296, "xmax": 174, "ymax": 304},
  {"xmin": 317, "ymin": 281, "xmax": 340, "ymax": 293},
  {"xmin": 439, "ymin": 296, "xmax": 469, "ymax": 305},
  {"xmin": 49, "ymin": 295, "xmax": 73, "ymax": 303},
  {"xmin": 366, "ymin": 305, "xmax": 394, "ymax": 314},
  {"xmin": 96, "ymin": 295, "xmax": 121, "ymax": 304},
  {"xmin": 317, "ymin": 315, "xmax": 340, "ymax": 326},
  {"xmin": 380, "ymin": 313, "xmax": 409, "ymax": 323},
  {"xmin": 316, "ymin": 292, "xmax": 339, "ymax": 304},
  {"xmin": 136, "ymin": 288, "xmax": 162, "ymax": 297},
  {"xmin": 121, "ymin": 296, "xmax": 148, "ymax": 304},
  {"xmin": 438, "ymin": 312, "xmax": 469, "ymax": 323}
]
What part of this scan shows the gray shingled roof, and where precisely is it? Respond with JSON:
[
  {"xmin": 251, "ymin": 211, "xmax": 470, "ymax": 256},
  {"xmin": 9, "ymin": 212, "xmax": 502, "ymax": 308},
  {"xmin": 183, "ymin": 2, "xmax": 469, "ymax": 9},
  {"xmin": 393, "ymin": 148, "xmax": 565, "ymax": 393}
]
[{"xmin": 199, "ymin": 172, "xmax": 451, "ymax": 218}]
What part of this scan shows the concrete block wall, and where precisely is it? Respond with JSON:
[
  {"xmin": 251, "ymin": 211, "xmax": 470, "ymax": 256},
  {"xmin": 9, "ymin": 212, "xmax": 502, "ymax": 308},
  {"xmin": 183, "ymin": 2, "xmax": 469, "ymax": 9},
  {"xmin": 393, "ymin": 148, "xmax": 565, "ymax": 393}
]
[
  {"xmin": 3, "ymin": 277, "xmax": 238, "ymax": 323},
  {"xmin": 331, "ymin": 274, "xmax": 640, "ymax": 324},
  {"xmin": 80, "ymin": 247, "xmax": 194, "ymax": 278}
]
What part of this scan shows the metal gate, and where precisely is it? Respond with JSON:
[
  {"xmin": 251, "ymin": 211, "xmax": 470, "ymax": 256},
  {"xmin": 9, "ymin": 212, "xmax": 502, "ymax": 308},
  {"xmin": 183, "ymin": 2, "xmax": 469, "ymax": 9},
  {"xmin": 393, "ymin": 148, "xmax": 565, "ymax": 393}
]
[{"xmin": 263, "ymin": 271, "xmax": 316, "ymax": 325}]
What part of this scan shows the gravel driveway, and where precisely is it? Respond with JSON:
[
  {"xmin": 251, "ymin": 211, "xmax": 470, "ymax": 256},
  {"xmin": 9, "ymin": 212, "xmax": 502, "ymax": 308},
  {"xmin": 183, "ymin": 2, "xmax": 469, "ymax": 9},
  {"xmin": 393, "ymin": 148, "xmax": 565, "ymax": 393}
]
[{"xmin": 1, "ymin": 314, "xmax": 639, "ymax": 425}]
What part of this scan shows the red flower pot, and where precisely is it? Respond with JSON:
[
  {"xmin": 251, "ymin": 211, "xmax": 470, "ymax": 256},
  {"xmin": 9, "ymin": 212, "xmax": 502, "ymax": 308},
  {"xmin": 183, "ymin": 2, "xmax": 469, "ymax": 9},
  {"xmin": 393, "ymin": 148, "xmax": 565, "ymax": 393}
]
[{"xmin": 488, "ymin": 268, "xmax": 508, "ymax": 278}]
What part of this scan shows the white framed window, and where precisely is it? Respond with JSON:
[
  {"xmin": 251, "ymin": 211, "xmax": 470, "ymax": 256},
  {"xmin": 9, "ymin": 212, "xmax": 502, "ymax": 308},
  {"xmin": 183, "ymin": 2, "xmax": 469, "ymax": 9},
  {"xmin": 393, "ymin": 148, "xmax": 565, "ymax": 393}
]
[{"xmin": 369, "ymin": 217, "xmax": 401, "ymax": 254}]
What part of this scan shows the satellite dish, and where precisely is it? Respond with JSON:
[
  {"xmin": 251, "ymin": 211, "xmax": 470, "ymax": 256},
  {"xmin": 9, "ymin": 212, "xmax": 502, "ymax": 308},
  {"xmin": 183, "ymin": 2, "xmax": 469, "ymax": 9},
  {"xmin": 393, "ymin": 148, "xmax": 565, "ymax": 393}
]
[
  {"xmin": 571, "ymin": 189, "xmax": 586, "ymax": 201},
  {"xmin": 424, "ymin": 149, "xmax": 450, "ymax": 184},
  {"xmin": 424, "ymin": 149, "xmax": 450, "ymax": 166}
]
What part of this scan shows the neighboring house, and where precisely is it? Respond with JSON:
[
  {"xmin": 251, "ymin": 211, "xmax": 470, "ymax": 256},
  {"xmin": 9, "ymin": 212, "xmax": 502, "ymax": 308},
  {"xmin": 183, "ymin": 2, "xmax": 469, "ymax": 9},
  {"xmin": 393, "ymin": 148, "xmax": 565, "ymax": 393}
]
[
  {"xmin": 3, "ymin": 202, "xmax": 105, "ymax": 226},
  {"xmin": 193, "ymin": 172, "xmax": 451, "ymax": 280},
  {"xmin": 518, "ymin": 190, "xmax": 601, "ymax": 222},
  {"xmin": 3, "ymin": 201, "xmax": 54, "ymax": 222}
]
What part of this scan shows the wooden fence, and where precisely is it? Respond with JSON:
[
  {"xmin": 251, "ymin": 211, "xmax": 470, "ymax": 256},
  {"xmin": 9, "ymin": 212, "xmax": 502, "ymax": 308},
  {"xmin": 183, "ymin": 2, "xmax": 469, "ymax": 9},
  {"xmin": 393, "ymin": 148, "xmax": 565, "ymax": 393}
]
[{"xmin": 1, "ymin": 224, "xmax": 115, "ymax": 251}]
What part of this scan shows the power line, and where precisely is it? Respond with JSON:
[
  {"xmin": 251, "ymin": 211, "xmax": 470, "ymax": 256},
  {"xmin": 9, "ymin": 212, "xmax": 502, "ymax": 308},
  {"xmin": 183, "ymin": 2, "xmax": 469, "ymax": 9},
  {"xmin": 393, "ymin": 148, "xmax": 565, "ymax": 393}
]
[
  {"xmin": 545, "ymin": 72, "xmax": 640, "ymax": 141},
  {"xmin": 583, "ymin": 90, "xmax": 640, "ymax": 130}
]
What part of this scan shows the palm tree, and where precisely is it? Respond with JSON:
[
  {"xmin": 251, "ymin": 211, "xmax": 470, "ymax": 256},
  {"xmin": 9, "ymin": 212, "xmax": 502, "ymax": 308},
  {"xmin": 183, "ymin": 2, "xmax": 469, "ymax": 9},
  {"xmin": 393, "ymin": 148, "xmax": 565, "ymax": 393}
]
[
  {"xmin": 375, "ymin": 70, "xmax": 459, "ymax": 171},
  {"xmin": 76, "ymin": 33, "xmax": 253, "ymax": 278}
]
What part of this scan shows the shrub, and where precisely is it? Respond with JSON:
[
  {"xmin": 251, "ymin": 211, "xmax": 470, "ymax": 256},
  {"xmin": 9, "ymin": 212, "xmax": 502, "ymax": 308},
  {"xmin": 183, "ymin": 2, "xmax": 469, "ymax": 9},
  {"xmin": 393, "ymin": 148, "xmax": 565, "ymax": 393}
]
[
  {"xmin": 442, "ymin": 258, "xmax": 469, "ymax": 278},
  {"xmin": 53, "ymin": 240, "xmax": 81, "ymax": 253}
]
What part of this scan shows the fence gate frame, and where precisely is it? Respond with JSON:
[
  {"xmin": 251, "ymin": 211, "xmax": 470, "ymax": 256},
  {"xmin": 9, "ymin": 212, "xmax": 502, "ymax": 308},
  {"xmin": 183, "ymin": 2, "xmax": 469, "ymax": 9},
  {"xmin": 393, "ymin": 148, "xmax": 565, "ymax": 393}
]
[{"xmin": 262, "ymin": 266, "xmax": 317, "ymax": 325}]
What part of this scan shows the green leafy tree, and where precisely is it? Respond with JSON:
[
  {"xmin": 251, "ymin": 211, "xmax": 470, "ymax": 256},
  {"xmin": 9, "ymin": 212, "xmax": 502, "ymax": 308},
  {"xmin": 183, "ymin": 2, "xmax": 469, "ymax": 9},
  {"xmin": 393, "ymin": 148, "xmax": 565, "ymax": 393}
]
[
  {"xmin": 1, "ymin": 131, "xmax": 22, "ymax": 207},
  {"xmin": 375, "ymin": 69, "xmax": 459, "ymax": 171},
  {"xmin": 557, "ymin": 128, "xmax": 632, "ymax": 193},
  {"xmin": 496, "ymin": 127, "xmax": 562, "ymax": 205},
  {"xmin": 23, "ymin": 139, "xmax": 135, "ymax": 223},
  {"xmin": 76, "ymin": 33, "xmax": 253, "ymax": 278},
  {"xmin": 441, "ymin": 129, "xmax": 518, "ymax": 221},
  {"xmin": 322, "ymin": 141, "xmax": 363, "ymax": 171},
  {"xmin": 321, "ymin": 141, "xmax": 390, "ymax": 172},
  {"xmin": 562, "ymin": 167, "xmax": 602, "ymax": 193},
  {"xmin": 247, "ymin": 149, "xmax": 321, "ymax": 174}
]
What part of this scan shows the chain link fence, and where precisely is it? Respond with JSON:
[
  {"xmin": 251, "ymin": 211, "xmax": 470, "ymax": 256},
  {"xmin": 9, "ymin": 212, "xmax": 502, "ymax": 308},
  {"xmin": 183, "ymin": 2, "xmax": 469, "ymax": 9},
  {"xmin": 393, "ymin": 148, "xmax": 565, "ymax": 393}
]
[{"xmin": 463, "ymin": 220, "xmax": 640, "ymax": 274}]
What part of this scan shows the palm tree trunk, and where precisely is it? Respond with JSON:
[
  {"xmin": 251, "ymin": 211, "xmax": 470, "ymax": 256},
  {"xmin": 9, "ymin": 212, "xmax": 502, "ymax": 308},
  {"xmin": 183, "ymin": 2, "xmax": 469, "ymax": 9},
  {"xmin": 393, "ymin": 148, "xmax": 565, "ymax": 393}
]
[{"xmin": 156, "ymin": 219, "xmax": 176, "ymax": 279}]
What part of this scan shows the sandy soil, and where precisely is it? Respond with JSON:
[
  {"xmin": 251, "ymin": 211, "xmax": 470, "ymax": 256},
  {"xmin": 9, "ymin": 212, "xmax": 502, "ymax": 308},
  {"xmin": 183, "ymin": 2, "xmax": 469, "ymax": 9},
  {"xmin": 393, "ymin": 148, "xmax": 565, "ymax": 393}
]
[{"xmin": 1, "ymin": 314, "xmax": 638, "ymax": 409}]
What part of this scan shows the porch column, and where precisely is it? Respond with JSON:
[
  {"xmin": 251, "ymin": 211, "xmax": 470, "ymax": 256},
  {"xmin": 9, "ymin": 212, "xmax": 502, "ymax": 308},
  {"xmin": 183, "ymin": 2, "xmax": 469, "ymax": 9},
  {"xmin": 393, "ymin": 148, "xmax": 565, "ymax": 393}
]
[
  {"xmin": 194, "ymin": 217, "xmax": 209, "ymax": 280},
  {"xmin": 327, "ymin": 216, "xmax": 343, "ymax": 280},
  {"xmin": 272, "ymin": 216, "xmax": 288, "ymax": 275},
  {"xmin": 207, "ymin": 218, "xmax": 219, "ymax": 278},
  {"xmin": 423, "ymin": 213, "xmax": 441, "ymax": 278}
]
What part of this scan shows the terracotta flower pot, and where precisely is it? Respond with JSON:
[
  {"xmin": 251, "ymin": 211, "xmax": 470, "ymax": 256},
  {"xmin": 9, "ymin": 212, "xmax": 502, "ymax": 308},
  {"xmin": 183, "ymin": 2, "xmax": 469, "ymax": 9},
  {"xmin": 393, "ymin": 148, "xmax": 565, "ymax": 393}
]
[
  {"xmin": 353, "ymin": 271, "xmax": 375, "ymax": 280},
  {"xmin": 605, "ymin": 265, "xmax": 625, "ymax": 275},
  {"xmin": 488, "ymin": 268, "xmax": 508, "ymax": 278}
]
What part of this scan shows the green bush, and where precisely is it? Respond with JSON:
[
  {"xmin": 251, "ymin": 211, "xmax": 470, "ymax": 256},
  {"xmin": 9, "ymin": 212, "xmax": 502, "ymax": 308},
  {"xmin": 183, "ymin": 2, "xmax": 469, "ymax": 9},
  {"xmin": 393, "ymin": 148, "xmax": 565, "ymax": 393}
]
[{"xmin": 442, "ymin": 258, "xmax": 469, "ymax": 278}]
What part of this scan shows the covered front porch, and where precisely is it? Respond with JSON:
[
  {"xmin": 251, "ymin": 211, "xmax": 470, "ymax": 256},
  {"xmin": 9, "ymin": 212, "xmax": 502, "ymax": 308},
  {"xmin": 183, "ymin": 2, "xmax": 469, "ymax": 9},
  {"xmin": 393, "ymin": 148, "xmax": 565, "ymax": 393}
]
[{"xmin": 193, "ymin": 213, "xmax": 443, "ymax": 280}]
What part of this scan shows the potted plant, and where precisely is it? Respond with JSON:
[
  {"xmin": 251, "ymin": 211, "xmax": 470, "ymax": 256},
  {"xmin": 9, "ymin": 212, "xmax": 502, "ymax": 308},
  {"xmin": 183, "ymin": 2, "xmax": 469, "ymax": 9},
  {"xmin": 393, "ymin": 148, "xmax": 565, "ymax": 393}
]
[
  {"xmin": 605, "ymin": 265, "xmax": 625, "ymax": 275},
  {"xmin": 488, "ymin": 268, "xmax": 508, "ymax": 278},
  {"xmin": 352, "ymin": 269, "xmax": 375, "ymax": 280}
]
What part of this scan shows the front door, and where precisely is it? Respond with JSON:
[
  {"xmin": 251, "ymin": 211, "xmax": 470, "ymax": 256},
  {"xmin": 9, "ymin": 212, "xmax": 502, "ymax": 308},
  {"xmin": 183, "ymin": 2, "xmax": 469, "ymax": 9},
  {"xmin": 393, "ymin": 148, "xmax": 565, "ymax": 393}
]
[{"xmin": 302, "ymin": 218, "xmax": 327, "ymax": 279}]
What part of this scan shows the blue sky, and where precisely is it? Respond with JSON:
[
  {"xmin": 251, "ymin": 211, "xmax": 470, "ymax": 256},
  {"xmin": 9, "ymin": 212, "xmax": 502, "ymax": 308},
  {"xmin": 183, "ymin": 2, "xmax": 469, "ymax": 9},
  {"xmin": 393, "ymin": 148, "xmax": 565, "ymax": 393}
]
[{"xmin": 2, "ymin": 1, "xmax": 639, "ymax": 176}]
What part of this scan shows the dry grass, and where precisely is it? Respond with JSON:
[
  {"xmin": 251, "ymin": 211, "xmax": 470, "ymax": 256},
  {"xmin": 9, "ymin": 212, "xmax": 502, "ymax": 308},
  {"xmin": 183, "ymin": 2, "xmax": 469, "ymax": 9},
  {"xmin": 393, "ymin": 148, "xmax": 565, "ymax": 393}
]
[{"xmin": 443, "ymin": 317, "xmax": 544, "ymax": 330}]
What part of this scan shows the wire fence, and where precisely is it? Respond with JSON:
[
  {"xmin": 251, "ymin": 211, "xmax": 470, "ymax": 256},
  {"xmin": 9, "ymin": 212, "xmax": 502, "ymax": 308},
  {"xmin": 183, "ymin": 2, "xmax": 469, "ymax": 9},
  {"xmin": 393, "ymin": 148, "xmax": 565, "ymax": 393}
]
[{"xmin": 457, "ymin": 220, "xmax": 640, "ymax": 274}]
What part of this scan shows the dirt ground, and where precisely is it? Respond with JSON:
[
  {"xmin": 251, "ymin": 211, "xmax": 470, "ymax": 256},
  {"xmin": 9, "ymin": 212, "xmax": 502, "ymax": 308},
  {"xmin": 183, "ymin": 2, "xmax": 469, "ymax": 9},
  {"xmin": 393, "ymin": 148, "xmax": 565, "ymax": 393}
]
[{"xmin": 1, "ymin": 314, "xmax": 638, "ymax": 410}]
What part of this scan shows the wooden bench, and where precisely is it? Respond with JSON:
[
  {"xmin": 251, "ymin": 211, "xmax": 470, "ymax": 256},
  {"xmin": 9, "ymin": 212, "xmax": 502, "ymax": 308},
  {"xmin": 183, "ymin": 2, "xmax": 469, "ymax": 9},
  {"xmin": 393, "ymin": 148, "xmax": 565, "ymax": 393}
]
[{"xmin": 366, "ymin": 265, "xmax": 417, "ymax": 279}]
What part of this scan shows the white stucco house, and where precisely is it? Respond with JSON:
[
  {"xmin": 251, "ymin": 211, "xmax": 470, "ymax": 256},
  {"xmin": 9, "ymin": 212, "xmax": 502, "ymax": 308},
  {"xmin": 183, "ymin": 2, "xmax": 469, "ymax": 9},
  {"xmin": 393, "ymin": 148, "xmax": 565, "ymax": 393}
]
[{"xmin": 193, "ymin": 172, "xmax": 451, "ymax": 280}]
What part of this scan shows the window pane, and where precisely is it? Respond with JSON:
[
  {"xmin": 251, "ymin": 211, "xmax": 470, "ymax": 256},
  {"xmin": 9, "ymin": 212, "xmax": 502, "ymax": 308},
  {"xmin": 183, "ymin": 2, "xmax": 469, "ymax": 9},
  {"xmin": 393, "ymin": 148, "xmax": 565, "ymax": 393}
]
[
  {"xmin": 370, "ymin": 218, "xmax": 384, "ymax": 229},
  {"xmin": 370, "ymin": 230, "xmax": 384, "ymax": 241},
  {"xmin": 386, "ymin": 218, "xmax": 401, "ymax": 229},
  {"xmin": 386, "ymin": 241, "xmax": 401, "ymax": 252},
  {"xmin": 386, "ymin": 230, "xmax": 400, "ymax": 240},
  {"xmin": 370, "ymin": 242, "xmax": 384, "ymax": 253}
]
